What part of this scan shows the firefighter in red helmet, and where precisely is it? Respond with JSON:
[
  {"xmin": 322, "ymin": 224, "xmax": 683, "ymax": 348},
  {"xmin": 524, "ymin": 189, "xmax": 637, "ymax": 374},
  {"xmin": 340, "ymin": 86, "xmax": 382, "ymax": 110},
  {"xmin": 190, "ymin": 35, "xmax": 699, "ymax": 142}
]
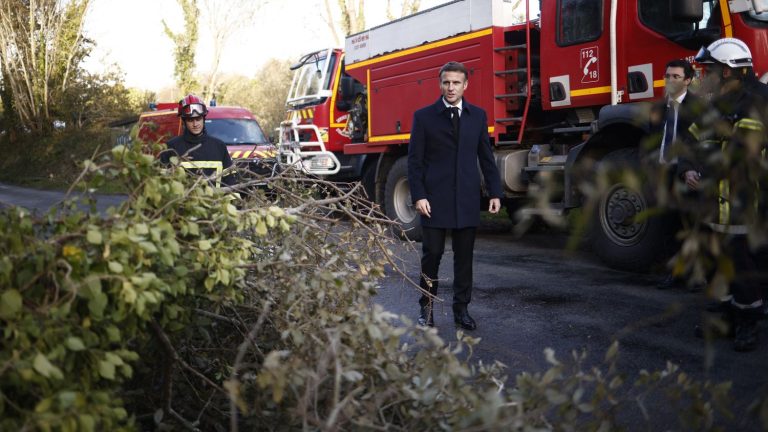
[{"xmin": 160, "ymin": 94, "xmax": 235, "ymax": 186}]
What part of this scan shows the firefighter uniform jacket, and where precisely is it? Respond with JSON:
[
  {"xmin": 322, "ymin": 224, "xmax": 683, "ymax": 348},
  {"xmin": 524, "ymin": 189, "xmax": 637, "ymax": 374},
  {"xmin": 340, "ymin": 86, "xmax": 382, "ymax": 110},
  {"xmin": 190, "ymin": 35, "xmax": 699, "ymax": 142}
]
[
  {"xmin": 408, "ymin": 97, "xmax": 503, "ymax": 229},
  {"xmin": 684, "ymin": 79, "xmax": 768, "ymax": 233},
  {"xmin": 161, "ymin": 129, "xmax": 235, "ymax": 186}
]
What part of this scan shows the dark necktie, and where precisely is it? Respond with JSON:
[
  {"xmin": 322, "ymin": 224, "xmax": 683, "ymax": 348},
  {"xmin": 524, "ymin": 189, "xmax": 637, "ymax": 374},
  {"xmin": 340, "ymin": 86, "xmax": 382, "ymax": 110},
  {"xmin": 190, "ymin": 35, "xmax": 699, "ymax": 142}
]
[
  {"xmin": 450, "ymin": 106, "xmax": 460, "ymax": 139},
  {"xmin": 661, "ymin": 100, "xmax": 677, "ymax": 162}
]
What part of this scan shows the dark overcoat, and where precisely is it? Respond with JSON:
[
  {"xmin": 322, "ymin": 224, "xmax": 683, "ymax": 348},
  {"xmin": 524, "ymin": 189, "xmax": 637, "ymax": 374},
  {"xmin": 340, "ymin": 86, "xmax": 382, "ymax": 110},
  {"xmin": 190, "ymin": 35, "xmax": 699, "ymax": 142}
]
[{"xmin": 408, "ymin": 97, "xmax": 503, "ymax": 228}]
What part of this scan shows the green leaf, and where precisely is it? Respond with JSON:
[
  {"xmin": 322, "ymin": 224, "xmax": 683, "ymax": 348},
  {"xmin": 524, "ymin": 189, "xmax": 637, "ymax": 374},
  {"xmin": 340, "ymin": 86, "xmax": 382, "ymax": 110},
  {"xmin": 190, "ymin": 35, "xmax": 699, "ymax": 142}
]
[
  {"xmin": 86, "ymin": 229, "xmax": 103, "ymax": 245},
  {"xmin": 88, "ymin": 290, "xmax": 108, "ymax": 319},
  {"xmin": 0, "ymin": 289, "xmax": 22, "ymax": 319},
  {"xmin": 105, "ymin": 326, "xmax": 121, "ymax": 343},
  {"xmin": 33, "ymin": 353, "xmax": 63, "ymax": 380},
  {"xmin": 99, "ymin": 360, "xmax": 116, "ymax": 380},
  {"xmin": 65, "ymin": 337, "xmax": 86, "ymax": 351},
  {"xmin": 140, "ymin": 241, "xmax": 158, "ymax": 254},
  {"xmin": 198, "ymin": 240, "xmax": 212, "ymax": 251},
  {"xmin": 108, "ymin": 261, "xmax": 123, "ymax": 274},
  {"xmin": 78, "ymin": 414, "xmax": 95, "ymax": 432}
]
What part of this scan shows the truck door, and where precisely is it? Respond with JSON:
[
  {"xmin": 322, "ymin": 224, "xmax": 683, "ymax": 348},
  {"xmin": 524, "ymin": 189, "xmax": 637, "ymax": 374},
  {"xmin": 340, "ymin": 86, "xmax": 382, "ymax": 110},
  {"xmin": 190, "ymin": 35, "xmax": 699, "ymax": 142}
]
[{"xmin": 540, "ymin": 0, "xmax": 612, "ymax": 110}]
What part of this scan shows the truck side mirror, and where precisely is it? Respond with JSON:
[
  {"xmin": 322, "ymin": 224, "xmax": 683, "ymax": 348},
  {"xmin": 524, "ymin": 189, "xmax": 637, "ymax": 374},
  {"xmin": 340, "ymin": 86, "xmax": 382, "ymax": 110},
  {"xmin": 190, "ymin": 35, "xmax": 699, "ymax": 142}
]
[
  {"xmin": 671, "ymin": 0, "xmax": 703, "ymax": 22},
  {"xmin": 339, "ymin": 75, "xmax": 355, "ymax": 101},
  {"xmin": 752, "ymin": 0, "xmax": 768, "ymax": 13}
]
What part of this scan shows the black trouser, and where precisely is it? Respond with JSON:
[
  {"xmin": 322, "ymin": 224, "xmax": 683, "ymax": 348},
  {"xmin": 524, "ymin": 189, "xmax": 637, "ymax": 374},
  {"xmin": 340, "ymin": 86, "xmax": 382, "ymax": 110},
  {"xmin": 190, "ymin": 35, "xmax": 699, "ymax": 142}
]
[
  {"xmin": 729, "ymin": 235, "xmax": 765, "ymax": 319},
  {"xmin": 419, "ymin": 226, "xmax": 476, "ymax": 312}
]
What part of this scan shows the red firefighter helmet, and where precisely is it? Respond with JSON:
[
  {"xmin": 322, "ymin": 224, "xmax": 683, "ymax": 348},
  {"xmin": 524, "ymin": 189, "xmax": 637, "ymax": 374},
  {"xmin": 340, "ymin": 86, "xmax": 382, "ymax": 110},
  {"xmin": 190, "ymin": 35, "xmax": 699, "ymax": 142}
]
[{"xmin": 178, "ymin": 94, "xmax": 208, "ymax": 119}]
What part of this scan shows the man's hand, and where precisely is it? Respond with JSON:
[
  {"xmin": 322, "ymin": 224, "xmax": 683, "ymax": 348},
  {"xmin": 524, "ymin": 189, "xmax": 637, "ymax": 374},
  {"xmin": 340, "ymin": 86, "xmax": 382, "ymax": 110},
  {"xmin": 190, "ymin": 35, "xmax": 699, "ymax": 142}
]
[
  {"xmin": 488, "ymin": 198, "xmax": 501, "ymax": 214},
  {"xmin": 415, "ymin": 199, "xmax": 431, "ymax": 218},
  {"xmin": 683, "ymin": 170, "xmax": 700, "ymax": 190}
]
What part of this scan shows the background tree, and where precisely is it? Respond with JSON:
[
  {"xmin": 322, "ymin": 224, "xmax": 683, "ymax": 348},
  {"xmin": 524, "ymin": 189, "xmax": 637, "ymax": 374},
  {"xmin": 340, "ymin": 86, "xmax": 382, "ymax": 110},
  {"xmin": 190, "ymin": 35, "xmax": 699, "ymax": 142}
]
[
  {"xmin": 163, "ymin": 0, "xmax": 200, "ymax": 96},
  {"xmin": 322, "ymin": 0, "xmax": 366, "ymax": 44},
  {"xmin": 200, "ymin": 0, "xmax": 268, "ymax": 103},
  {"xmin": 386, "ymin": 0, "xmax": 420, "ymax": 20},
  {"xmin": 217, "ymin": 58, "xmax": 293, "ymax": 140},
  {"xmin": 0, "ymin": 0, "xmax": 91, "ymax": 135}
]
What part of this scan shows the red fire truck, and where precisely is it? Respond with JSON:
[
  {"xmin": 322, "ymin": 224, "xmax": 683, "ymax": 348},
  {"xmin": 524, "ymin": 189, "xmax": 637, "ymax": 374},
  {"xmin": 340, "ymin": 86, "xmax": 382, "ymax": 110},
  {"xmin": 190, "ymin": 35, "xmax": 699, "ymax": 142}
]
[{"xmin": 279, "ymin": 0, "xmax": 768, "ymax": 270}]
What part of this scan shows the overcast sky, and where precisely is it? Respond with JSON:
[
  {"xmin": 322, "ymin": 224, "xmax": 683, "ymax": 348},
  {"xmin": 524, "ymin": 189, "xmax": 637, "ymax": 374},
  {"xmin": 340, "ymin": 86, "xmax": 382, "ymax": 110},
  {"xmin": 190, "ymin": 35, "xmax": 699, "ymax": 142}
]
[{"xmin": 83, "ymin": 0, "xmax": 450, "ymax": 91}]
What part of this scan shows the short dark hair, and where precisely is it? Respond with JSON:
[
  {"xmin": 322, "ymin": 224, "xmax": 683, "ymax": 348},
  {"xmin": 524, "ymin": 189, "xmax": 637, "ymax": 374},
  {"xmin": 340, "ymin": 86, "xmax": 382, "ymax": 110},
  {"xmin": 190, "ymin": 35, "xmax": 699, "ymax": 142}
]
[
  {"xmin": 665, "ymin": 59, "xmax": 694, "ymax": 80},
  {"xmin": 439, "ymin": 61, "xmax": 468, "ymax": 80}
]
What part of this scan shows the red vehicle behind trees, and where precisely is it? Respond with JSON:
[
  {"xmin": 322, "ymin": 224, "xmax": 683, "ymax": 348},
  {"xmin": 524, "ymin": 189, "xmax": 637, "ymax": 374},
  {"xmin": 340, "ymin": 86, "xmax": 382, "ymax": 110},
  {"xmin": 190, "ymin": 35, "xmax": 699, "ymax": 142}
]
[
  {"xmin": 278, "ymin": 0, "xmax": 768, "ymax": 271},
  {"xmin": 137, "ymin": 104, "xmax": 277, "ymax": 175}
]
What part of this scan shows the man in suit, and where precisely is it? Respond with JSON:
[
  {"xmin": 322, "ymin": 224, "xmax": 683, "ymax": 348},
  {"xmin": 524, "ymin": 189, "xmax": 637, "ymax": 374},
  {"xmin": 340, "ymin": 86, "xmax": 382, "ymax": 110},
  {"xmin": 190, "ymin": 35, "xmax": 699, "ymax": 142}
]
[
  {"xmin": 408, "ymin": 61, "xmax": 503, "ymax": 330},
  {"xmin": 653, "ymin": 59, "xmax": 705, "ymax": 290}
]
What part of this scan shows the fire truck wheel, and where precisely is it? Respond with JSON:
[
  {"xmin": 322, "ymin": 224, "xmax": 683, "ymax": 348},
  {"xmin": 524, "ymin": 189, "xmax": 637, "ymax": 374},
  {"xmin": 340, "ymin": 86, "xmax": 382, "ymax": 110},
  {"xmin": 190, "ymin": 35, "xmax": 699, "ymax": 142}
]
[
  {"xmin": 589, "ymin": 148, "xmax": 666, "ymax": 272},
  {"xmin": 384, "ymin": 157, "xmax": 422, "ymax": 241}
]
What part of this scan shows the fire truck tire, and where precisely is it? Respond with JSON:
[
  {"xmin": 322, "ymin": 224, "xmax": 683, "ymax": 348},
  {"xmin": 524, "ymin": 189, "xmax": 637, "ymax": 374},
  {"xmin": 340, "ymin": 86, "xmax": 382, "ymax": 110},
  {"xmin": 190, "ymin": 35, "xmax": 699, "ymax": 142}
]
[
  {"xmin": 384, "ymin": 157, "xmax": 422, "ymax": 241},
  {"xmin": 588, "ymin": 148, "xmax": 666, "ymax": 272}
]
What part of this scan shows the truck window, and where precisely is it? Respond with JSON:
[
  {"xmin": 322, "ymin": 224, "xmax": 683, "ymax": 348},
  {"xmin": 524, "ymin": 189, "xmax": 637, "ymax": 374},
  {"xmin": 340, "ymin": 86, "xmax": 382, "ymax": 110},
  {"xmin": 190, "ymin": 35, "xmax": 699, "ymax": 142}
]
[
  {"xmin": 557, "ymin": 0, "xmax": 603, "ymax": 46},
  {"xmin": 287, "ymin": 51, "xmax": 337, "ymax": 106},
  {"xmin": 638, "ymin": 0, "xmax": 718, "ymax": 38}
]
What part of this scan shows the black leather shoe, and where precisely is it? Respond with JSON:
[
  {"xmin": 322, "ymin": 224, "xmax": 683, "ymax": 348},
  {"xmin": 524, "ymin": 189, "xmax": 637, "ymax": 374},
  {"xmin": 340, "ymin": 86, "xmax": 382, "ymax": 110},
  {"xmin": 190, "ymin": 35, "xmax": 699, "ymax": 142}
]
[
  {"xmin": 734, "ymin": 319, "xmax": 758, "ymax": 352},
  {"xmin": 453, "ymin": 310, "xmax": 477, "ymax": 331},
  {"xmin": 657, "ymin": 274, "xmax": 680, "ymax": 290},
  {"xmin": 417, "ymin": 306, "xmax": 434, "ymax": 327}
]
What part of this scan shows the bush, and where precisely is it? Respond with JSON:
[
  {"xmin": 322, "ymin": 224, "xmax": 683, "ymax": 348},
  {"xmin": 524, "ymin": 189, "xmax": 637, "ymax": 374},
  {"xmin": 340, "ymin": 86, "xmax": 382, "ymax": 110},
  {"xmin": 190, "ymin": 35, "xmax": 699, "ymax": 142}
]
[{"xmin": 0, "ymin": 145, "xmax": 764, "ymax": 431}]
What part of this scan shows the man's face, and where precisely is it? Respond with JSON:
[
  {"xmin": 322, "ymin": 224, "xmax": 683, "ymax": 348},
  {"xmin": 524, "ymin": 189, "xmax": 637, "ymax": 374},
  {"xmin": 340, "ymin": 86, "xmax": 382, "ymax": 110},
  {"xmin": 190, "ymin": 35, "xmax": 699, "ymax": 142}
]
[
  {"xmin": 440, "ymin": 71, "xmax": 468, "ymax": 105},
  {"xmin": 185, "ymin": 115, "xmax": 205, "ymax": 135},
  {"xmin": 664, "ymin": 66, "xmax": 690, "ymax": 99}
]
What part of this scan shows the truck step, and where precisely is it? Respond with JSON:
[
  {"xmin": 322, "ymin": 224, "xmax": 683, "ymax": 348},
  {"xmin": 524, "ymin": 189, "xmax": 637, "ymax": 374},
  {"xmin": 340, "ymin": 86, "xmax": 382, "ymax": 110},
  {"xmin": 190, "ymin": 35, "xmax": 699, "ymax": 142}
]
[
  {"xmin": 495, "ymin": 140, "xmax": 520, "ymax": 146},
  {"xmin": 494, "ymin": 68, "xmax": 527, "ymax": 75},
  {"xmin": 496, "ymin": 116, "xmax": 523, "ymax": 123},
  {"xmin": 552, "ymin": 126, "xmax": 592, "ymax": 134},
  {"xmin": 523, "ymin": 165, "xmax": 565, "ymax": 173},
  {"xmin": 494, "ymin": 43, "xmax": 527, "ymax": 52},
  {"xmin": 495, "ymin": 93, "xmax": 526, "ymax": 99},
  {"xmin": 518, "ymin": 205, "xmax": 565, "ymax": 218}
]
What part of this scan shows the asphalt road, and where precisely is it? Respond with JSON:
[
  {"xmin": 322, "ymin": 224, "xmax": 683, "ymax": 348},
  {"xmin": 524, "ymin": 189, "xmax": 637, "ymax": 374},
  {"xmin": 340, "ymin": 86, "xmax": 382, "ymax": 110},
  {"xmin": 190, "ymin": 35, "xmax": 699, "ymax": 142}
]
[
  {"xmin": 374, "ymin": 222, "xmax": 768, "ymax": 430},
  {"xmin": 0, "ymin": 182, "xmax": 124, "ymax": 214}
]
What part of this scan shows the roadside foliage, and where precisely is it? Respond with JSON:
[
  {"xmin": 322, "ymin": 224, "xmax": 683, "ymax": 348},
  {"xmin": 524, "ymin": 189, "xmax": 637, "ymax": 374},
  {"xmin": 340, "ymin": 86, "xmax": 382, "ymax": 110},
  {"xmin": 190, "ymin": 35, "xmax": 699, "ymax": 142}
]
[{"xmin": 0, "ymin": 144, "xmax": 765, "ymax": 431}]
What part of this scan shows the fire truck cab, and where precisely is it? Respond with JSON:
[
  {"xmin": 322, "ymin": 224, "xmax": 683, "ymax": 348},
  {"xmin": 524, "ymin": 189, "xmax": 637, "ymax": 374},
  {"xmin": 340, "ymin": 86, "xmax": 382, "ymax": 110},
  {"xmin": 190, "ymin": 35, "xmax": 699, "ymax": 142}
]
[{"xmin": 280, "ymin": 0, "xmax": 768, "ymax": 271}]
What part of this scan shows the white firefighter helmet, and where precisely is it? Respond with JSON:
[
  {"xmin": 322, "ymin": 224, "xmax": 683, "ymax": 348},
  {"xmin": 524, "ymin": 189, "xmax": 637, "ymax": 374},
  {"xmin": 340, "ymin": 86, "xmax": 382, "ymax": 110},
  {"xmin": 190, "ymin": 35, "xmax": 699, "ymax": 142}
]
[{"xmin": 695, "ymin": 37, "xmax": 753, "ymax": 68}]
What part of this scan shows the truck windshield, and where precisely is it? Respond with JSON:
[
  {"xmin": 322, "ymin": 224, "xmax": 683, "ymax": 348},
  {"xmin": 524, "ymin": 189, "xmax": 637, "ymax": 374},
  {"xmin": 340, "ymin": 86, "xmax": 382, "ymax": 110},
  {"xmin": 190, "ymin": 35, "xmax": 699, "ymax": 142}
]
[
  {"xmin": 205, "ymin": 119, "xmax": 269, "ymax": 145},
  {"xmin": 286, "ymin": 49, "xmax": 336, "ymax": 107}
]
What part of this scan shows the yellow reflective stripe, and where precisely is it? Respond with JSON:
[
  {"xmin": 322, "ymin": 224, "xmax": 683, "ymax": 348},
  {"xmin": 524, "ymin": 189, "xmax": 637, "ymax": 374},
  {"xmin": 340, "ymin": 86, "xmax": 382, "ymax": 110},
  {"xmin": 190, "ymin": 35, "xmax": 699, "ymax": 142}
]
[
  {"xmin": 719, "ymin": 180, "xmax": 730, "ymax": 225},
  {"xmin": 570, "ymin": 86, "xmax": 612, "ymax": 97},
  {"xmin": 180, "ymin": 161, "xmax": 224, "ymax": 188},
  {"xmin": 688, "ymin": 123, "xmax": 701, "ymax": 140},
  {"xmin": 733, "ymin": 118, "xmax": 765, "ymax": 132},
  {"xmin": 720, "ymin": 0, "xmax": 732, "ymax": 38},
  {"xmin": 367, "ymin": 126, "xmax": 496, "ymax": 143},
  {"xmin": 242, "ymin": 150, "xmax": 252, "ymax": 158},
  {"xmin": 346, "ymin": 28, "xmax": 492, "ymax": 71},
  {"xmin": 231, "ymin": 151, "xmax": 242, "ymax": 158}
]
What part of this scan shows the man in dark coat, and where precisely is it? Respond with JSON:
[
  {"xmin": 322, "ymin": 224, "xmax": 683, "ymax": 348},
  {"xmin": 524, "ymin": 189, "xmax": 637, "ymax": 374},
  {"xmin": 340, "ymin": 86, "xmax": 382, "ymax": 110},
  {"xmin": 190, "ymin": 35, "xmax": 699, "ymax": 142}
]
[
  {"xmin": 650, "ymin": 59, "xmax": 706, "ymax": 290},
  {"xmin": 160, "ymin": 94, "xmax": 235, "ymax": 187},
  {"xmin": 408, "ymin": 61, "xmax": 503, "ymax": 330}
]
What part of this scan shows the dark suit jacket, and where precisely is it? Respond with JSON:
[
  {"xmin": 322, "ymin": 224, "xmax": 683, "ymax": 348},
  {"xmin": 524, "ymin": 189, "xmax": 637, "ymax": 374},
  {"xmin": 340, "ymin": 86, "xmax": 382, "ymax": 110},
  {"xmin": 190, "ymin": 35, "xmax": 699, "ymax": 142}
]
[
  {"xmin": 408, "ymin": 97, "xmax": 503, "ymax": 229},
  {"xmin": 651, "ymin": 91, "xmax": 705, "ymax": 176}
]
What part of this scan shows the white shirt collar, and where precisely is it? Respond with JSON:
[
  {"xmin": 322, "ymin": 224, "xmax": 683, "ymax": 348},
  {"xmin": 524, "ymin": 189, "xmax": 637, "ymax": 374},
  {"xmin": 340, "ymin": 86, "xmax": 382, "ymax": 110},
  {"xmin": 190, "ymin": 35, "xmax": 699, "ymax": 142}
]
[
  {"xmin": 670, "ymin": 91, "xmax": 687, "ymax": 105},
  {"xmin": 443, "ymin": 98, "xmax": 463, "ymax": 115}
]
